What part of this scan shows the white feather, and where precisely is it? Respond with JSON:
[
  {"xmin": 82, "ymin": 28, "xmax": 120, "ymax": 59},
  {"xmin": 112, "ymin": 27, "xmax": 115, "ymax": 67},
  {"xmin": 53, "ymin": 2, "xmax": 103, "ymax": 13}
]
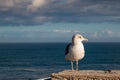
[{"xmin": 65, "ymin": 42, "xmax": 85, "ymax": 61}]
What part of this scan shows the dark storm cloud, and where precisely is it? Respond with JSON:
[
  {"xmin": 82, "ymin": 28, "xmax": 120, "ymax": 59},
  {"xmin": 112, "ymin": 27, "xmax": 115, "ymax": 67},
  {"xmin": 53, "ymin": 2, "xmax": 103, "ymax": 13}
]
[{"xmin": 0, "ymin": 0, "xmax": 120, "ymax": 26}]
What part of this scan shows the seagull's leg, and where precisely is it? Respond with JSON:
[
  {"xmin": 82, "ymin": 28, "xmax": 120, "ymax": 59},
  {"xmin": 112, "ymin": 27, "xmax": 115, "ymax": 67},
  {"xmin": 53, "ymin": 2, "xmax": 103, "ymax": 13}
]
[
  {"xmin": 76, "ymin": 60, "xmax": 78, "ymax": 70},
  {"xmin": 71, "ymin": 61, "xmax": 74, "ymax": 70}
]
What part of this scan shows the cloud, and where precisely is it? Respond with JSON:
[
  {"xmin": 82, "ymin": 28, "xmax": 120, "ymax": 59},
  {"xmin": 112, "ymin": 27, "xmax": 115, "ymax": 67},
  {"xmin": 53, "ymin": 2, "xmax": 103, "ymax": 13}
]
[
  {"xmin": 0, "ymin": 0, "xmax": 14, "ymax": 11},
  {"xmin": 27, "ymin": 0, "xmax": 48, "ymax": 12},
  {"xmin": 89, "ymin": 29, "xmax": 120, "ymax": 39},
  {"xmin": 102, "ymin": 29, "xmax": 113, "ymax": 36},
  {"xmin": 0, "ymin": 27, "xmax": 119, "ymax": 42},
  {"xmin": 53, "ymin": 29, "xmax": 80, "ymax": 33},
  {"xmin": 91, "ymin": 32, "xmax": 98, "ymax": 38},
  {"xmin": 0, "ymin": 0, "xmax": 120, "ymax": 25},
  {"xmin": 80, "ymin": 29, "xmax": 120, "ymax": 42}
]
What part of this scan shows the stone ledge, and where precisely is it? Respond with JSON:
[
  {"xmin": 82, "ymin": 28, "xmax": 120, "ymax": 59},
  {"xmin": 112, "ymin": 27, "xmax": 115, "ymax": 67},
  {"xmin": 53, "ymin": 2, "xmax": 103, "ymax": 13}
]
[{"xmin": 51, "ymin": 70, "xmax": 120, "ymax": 80}]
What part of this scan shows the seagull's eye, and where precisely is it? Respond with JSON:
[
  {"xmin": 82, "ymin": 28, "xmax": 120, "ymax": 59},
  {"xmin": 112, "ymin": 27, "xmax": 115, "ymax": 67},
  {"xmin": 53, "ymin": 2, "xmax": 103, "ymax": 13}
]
[{"xmin": 79, "ymin": 36, "xmax": 82, "ymax": 39}]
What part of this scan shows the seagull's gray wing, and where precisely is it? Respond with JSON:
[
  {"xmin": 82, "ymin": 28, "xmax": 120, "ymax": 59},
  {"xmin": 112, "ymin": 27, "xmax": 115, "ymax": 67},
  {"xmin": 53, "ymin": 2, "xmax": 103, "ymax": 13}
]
[{"xmin": 65, "ymin": 43, "xmax": 71, "ymax": 55}]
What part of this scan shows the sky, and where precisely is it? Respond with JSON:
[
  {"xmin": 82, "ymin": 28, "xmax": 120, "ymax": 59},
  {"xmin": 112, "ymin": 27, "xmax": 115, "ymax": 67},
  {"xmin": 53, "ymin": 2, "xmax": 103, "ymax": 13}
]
[{"xmin": 0, "ymin": 0, "xmax": 120, "ymax": 42}]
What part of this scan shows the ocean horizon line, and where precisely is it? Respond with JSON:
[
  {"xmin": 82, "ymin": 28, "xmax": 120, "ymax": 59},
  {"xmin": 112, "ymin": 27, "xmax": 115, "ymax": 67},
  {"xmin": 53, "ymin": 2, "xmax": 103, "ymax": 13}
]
[{"xmin": 0, "ymin": 42, "xmax": 120, "ymax": 44}]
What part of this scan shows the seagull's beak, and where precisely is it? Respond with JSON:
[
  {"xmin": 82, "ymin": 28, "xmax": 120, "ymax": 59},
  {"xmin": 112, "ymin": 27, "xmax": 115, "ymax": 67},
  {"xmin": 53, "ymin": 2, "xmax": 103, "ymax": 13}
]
[{"xmin": 83, "ymin": 37, "xmax": 88, "ymax": 42}]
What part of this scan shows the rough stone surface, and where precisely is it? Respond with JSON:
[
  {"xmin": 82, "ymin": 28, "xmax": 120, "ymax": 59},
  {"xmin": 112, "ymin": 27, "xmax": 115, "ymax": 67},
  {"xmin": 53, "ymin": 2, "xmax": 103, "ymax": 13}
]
[{"xmin": 51, "ymin": 70, "xmax": 120, "ymax": 80}]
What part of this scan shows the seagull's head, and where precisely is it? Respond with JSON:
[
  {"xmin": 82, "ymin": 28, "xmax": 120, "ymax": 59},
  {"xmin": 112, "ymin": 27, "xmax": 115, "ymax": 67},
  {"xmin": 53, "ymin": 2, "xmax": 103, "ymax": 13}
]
[{"xmin": 72, "ymin": 34, "xmax": 88, "ymax": 43}]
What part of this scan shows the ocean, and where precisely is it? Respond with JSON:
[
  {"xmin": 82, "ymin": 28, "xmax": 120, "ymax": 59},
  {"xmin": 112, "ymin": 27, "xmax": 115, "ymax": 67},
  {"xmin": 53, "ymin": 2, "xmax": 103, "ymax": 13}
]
[{"xmin": 0, "ymin": 42, "xmax": 120, "ymax": 80}]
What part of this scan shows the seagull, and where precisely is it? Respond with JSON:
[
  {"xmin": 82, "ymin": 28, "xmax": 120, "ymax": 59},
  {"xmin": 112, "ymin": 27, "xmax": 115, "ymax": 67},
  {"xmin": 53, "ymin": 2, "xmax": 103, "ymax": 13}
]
[{"xmin": 65, "ymin": 34, "xmax": 88, "ymax": 70}]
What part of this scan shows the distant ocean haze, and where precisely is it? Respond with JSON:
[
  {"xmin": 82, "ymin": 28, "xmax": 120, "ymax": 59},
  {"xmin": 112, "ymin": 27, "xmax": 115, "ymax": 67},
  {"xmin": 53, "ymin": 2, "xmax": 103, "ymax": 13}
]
[{"xmin": 0, "ymin": 42, "xmax": 120, "ymax": 80}]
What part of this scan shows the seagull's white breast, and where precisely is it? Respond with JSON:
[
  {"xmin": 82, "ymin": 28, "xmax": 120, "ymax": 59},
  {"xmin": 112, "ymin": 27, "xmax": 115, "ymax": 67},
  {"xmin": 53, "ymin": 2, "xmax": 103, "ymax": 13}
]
[{"xmin": 65, "ymin": 43, "xmax": 85, "ymax": 61}]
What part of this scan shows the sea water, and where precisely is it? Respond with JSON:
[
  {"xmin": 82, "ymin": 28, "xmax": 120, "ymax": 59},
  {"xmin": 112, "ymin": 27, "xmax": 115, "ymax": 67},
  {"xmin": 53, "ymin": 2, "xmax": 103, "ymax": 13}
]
[{"xmin": 0, "ymin": 43, "xmax": 120, "ymax": 80}]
